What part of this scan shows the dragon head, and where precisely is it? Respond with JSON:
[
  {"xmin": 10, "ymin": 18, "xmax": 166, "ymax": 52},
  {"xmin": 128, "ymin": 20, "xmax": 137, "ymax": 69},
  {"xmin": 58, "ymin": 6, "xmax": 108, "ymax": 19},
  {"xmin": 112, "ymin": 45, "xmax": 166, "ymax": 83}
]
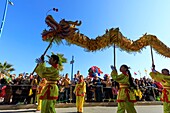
[{"xmin": 42, "ymin": 15, "xmax": 81, "ymax": 42}]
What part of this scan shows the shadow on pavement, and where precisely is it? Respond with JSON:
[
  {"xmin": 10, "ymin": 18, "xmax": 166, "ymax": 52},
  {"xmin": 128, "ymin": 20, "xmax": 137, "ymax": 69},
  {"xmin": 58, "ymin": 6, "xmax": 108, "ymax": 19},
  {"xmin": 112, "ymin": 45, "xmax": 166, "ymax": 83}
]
[
  {"xmin": 0, "ymin": 110, "xmax": 36, "ymax": 113},
  {"xmin": 64, "ymin": 112, "xmax": 77, "ymax": 113}
]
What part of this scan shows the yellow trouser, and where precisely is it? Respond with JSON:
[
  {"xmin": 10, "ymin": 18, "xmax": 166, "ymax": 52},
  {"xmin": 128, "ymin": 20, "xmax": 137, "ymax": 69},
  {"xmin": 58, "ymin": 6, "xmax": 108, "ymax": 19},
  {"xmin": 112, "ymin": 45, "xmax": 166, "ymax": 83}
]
[
  {"xmin": 76, "ymin": 96, "xmax": 85, "ymax": 112},
  {"xmin": 163, "ymin": 102, "xmax": 170, "ymax": 113},
  {"xmin": 117, "ymin": 101, "xmax": 137, "ymax": 113},
  {"xmin": 37, "ymin": 94, "xmax": 42, "ymax": 111},
  {"xmin": 41, "ymin": 99, "xmax": 56, "ymax": 113}
]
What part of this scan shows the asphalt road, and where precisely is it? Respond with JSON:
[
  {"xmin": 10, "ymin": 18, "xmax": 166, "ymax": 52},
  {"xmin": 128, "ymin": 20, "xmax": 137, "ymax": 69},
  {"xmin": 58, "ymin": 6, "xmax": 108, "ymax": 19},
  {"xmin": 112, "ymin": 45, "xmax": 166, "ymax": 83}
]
[{"xmin": 0, "ymin": 105, "xmax": 163, "ymax": 113}]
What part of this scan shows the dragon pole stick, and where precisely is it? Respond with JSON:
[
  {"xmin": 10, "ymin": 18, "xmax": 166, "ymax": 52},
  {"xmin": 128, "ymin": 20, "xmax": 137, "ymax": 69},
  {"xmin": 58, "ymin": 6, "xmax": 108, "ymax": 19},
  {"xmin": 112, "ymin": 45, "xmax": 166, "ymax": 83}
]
[
  {"xmin": 150, "ymin": 46, "xmax": 156, "ymax": 98},
  {"xmin": 113, "ymin": 44, "xmax": 116, "ymax": 67},
  {"xmin": 112, "ymin": 34, "xmax": 117, "ymax": 67},
  {"xmin": 31, "ymin": 37, "xmax": 55, "ymax": 75},
  {"xmin": 150, "ymin": 45, "xmax": 155, "ymax": 68}
]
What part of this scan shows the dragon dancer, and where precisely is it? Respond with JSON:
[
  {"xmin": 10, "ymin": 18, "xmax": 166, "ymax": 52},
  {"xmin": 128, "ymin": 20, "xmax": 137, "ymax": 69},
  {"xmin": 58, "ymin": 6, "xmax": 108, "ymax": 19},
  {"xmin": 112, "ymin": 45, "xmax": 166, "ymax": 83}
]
[
  {"xmin": 111, "ymin": 64, "xmax": 137, "ymax": 113},
  {"xmin": 74, "ymin": 75, "xmax": 86, "ymax": 113},
  {"xmin": 36, "ymin": 78, "xmax": 47, "ymax": 111},
  {"xmin": 150, "ymin": 66, "xmax": 170, "ymax": 113},
  {"xmin": 35, "ymin": 54, "xmax": 60, "ymax": 113}
]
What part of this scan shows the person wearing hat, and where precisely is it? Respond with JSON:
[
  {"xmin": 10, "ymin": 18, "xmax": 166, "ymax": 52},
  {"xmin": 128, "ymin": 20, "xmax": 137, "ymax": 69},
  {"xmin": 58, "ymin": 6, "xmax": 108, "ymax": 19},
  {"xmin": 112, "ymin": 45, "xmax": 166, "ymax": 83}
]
[{"xmin": 35, "ymin": 54, "xmax": 60, "ymax": 113}]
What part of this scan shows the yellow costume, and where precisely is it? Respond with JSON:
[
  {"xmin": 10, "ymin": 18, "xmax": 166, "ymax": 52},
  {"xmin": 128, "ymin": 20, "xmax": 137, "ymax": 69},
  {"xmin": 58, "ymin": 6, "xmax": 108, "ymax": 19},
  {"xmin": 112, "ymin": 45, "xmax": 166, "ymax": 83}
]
[
  {"xmin": 31, "ymin": 77, "xmax": 38, "ymax": 104},
  {"xmin": 134, "ymin": 89, "xmax": 142, "ymax": 100},
  {"xmin": 62, "ymin": 77, "xmax": 71, "ymax": 103},
  {"xmin": 36, "ymin": 78, "xmax": 47, "ymax": 111},
  {"xmin": 35, "ymin": 63, "xmax": 59, "ymax": 113},
  {"xmin": 111, "ymin": 70, "xmax": 137, "ymax": 113},
  {"xmin": 74, "ymin": 81, "xmax": 86, "ymax": 113},
  {"xmin": 150, "ymin": 72, "xmax": 170, "ymax": 113}
]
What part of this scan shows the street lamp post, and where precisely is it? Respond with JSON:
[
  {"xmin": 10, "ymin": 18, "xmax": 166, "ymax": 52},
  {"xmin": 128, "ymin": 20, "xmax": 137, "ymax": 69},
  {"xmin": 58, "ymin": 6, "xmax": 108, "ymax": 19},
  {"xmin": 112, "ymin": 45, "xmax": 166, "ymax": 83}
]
[
  {"xmin": 0, "ymin": 0, "xmax": 14, "ymax": 38},
  {"xmin": 70, "ymin": 56, "xmax": 74, "ymax": 81}
]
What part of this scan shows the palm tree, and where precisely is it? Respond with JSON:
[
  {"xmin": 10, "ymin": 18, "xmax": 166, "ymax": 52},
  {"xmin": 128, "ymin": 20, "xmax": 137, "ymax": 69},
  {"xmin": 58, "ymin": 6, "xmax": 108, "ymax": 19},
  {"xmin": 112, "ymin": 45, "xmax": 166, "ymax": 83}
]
[
  {"xmin": 0, "ymin": 61, "xmax": 15, "ymax": 77},
  {"xmin": 57, "ymin": 53, "xmax": 67, "ymax": 71}
]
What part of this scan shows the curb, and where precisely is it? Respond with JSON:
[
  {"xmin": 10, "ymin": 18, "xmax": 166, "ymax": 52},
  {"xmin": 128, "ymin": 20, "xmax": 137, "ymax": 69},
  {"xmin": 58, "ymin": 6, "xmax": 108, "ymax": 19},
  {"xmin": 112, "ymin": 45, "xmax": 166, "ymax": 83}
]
[
  {"xmin": 135, "ymin": 101, "xmax": 163, "ymax": 105},
  {"xmin": 0, "ymin": 101, "xmax": 163, "ymax": 110}
]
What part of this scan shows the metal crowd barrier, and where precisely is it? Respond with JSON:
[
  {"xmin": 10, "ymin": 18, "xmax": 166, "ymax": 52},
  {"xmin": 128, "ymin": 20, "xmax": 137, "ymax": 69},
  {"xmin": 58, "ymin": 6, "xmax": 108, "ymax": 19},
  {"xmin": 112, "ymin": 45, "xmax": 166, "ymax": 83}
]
[{"xmin": 0, "ymin": 84, "xmax": 162, "ymax": 104}]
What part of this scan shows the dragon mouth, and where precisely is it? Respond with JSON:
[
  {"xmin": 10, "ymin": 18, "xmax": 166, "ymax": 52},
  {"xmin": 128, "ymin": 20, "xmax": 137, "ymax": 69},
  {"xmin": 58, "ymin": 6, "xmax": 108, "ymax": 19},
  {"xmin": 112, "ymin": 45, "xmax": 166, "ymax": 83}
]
[
  {"xmin": 42, "ymin": 15, "xmax": 81, "ymax": 41},
  {"xmin": 42, "ymin": 30, "xmax": 56, "ymax": 41}
]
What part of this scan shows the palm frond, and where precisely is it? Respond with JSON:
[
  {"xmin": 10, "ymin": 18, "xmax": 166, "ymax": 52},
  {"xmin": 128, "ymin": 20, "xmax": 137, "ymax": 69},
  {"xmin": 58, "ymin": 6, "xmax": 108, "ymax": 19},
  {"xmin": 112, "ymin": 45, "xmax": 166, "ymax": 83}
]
[
  {"xmin": 4, "ymin": 61, "xmax": 7, "ymax": 67},
  {"xmin": 5, "ymin": 64, "xmax": 13, "ymax": 68},
  {"xmin": 6, "ymin": 68, "xmax": 15, "ymax": 72}
]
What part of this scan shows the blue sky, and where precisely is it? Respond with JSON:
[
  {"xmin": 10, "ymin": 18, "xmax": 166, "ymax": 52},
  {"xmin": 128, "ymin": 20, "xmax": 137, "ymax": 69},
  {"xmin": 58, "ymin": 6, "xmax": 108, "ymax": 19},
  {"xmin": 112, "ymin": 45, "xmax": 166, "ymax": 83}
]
[{"xmin": 0, "ymin": 0, "xmax": 170, "ymax": 79}]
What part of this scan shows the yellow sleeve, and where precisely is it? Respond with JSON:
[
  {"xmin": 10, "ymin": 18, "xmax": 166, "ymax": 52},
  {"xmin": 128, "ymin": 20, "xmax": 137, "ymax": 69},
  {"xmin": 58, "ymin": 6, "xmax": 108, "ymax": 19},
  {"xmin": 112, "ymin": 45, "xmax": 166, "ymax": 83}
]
[
  {"xmin": 73, "ymin": 84, "xmax": 77, "ymax": 93},
  {"xmin": 149, "ymin": 72, "xmax": 163, "ymax": 82},
  {"xmin": 111, "ymin": 70, "xmax": 128, "ymax": 83},
  {"xmin": 83, "ymin": 82, "xmax": 86, "ymax": 93},
  {"xmin": 35, "ymin": 63, "xmax": 59, "ymax": 80},
  {"xmin": 35, "ymin": 63, "xmax": 46, "ymax": 77},
  {"xmin": 162, "ymin": 75, "xmax": 170, "ymax": 83},
  {"xmin": 68, "ymin": 79, "xmax": 71, "ymax": 84}
]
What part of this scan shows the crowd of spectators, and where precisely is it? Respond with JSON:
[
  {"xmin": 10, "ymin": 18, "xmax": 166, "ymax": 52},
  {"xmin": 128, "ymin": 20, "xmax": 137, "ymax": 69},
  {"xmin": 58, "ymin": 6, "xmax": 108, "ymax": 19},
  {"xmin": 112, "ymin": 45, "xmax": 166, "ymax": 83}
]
[{"xmin": 0, "ymin": 70, "xmax": 163, "ymax": 105}]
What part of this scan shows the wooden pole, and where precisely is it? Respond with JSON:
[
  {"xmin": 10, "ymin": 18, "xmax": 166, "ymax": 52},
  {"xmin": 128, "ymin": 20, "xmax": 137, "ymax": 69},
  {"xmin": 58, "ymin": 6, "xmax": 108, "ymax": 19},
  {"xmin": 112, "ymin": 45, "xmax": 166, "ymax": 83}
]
[
  {"xmin": 150, "ymin": 45, "xmax": 155, "ymax": 68},
  {"xmin": 113, "ymin": 44, "xmax": 116, "ymax": 67},
  {"xmin": 149, "ymin": 43, "xmax": 156, "ymax": 100},
  {"xmin": 31, "ymin": 37, "xmax": 55, "ymax": 75},
  {"xmin": 112, "ymin": 34, "xmax": 117, "ymax": 68}
]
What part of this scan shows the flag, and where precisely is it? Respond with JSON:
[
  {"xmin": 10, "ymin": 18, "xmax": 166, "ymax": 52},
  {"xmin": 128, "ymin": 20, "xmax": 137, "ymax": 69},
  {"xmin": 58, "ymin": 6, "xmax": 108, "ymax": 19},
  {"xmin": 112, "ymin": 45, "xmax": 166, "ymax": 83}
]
[
  {"xmin": 23, "ymin": 72, "xmax": 26, "ymax": 76},
  {"xmin": 145, "ymin": 69, "xmax": 147, "ymax": 73},
  {"xmin": 138, "ymin": 70, "xmax": 141, "ymax": 74},
  {"xmin": 134, "ymin": 72, "xmax": 137, "ymax": 75}
]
